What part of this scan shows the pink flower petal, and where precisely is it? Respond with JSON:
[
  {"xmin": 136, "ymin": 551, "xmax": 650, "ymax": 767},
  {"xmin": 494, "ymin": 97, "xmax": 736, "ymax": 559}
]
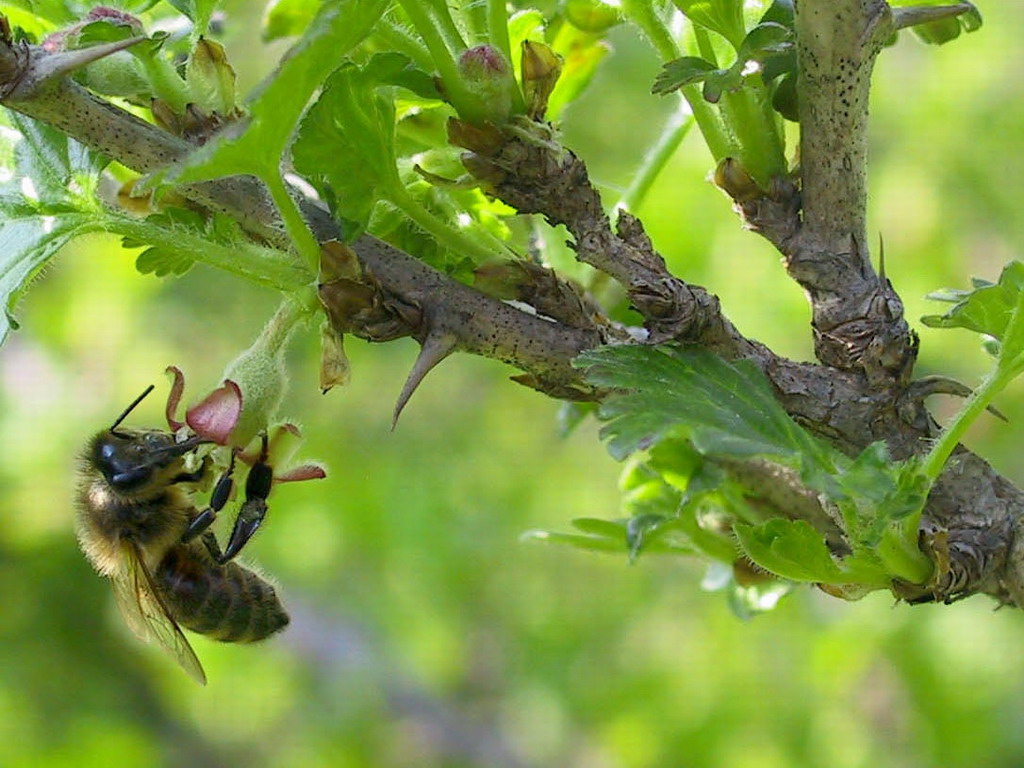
[
  {"xmin": 274, "ymin": 463, "xmax": 327, "ymax": 483},
  {"xmin": 164, "ymin": 366, "xmax": 186, "ymax": 431},
  {"xmin": 186, "ymin": 380, "xmax": 243, "ymax": 445}
]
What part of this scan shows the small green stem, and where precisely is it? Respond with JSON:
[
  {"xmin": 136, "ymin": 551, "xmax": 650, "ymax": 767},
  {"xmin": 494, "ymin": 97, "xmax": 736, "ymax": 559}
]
[
  {"xmin": 262, "ymin": 296, "xmax": 314, "ymax": 355},
  {"xmin": 920, "ymin": 367, "xmax": 1014, "ymax": 483},
  {"xmin": 620, "ymin": 1, "xmax": 733, "ymax": 162},
  {"xmin": 387, "ymin": 185, "xmax": 509, "ymax": 264},
  {"xmin": 459, "ymin": 0, "xmax": 488, "ymax": 43},
  {"xmin": 134, "ymin": 49, "xmax": 188, "ymax": 113},
  {"xmin": 264, "ymin": 173, "xmax": 322, "ymax": 275},
  {"xmin": 487, "ymin": 0, "xmax": 513, "ymax": 62},
  {"xmin": 616, "ymin": 106, "xmax": 695, "ymax": 213},
  {"xmin": 719, "ymin": 84, "xmax": 786, "ymax": 186},
  {"xmin": 692, "ymin": 25, "xmax": 718, "ymax": 66},
  {"xmin": 878, "ymin": 522, "xmax": 934, "ymax": 584},
  {"xmin": 923, "ymin": 283, "xmax": 1024, "ymax": 482},
  {"xmin": 426, "ymin": 0, "xmax": 469, "ymax": 53},
  {"xmin": 375, "ymin": 19, "xmax": 435, "ymax": 71},
  {"xmin": 680, "ymin": 87, "xmax": 734, "ymax": 161},
  {"xmin": 487, "ymin": 0, "xmax": 525, "ymax": 113},
  {"xmin": 398, "ymin": 0, "xmax": 477, "ymax": 119},
  {"xmin": 622, "ymin": 0, "xmax": 680, "ymax": 60}
]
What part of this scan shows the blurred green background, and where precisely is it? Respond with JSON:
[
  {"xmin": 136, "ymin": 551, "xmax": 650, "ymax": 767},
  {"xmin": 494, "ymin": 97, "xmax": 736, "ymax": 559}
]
[{"xmin": 3, "ymin": 2, "xmax": 1024, "ymax": 767}]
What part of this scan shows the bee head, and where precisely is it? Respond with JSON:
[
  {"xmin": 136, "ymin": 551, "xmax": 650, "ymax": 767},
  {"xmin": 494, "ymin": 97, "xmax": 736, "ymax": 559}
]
[
  {"xmin": 92, "ymin": 385, "xmax": 210, "ymax": 492},
  {"xmin": 92, "ymin": 429, "xmax": 201, "ymax": 491}
]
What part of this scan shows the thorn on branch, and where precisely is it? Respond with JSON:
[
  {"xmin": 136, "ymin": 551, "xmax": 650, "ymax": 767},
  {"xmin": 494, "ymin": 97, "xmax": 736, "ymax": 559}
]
[
  {"xmin": 392, "ymin": 332, "xmax": 457, "ymax": 428},
  {"xmin": 892, "ymin": 3, "xmax": 977, "ymax": 32},
  {"xmin": 0, "ymin": 35, "xmax": 145, "ymax": 101},
  {"xmin": 905, "ymin": 375, "xmax": 1008, "ymax": 422}
]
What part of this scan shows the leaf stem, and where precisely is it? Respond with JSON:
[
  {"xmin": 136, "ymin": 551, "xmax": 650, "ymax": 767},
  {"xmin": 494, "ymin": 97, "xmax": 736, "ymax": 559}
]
[
  {"xmin": 487, "ymin": 0, "xmax": 513, "ymax": 63},
  {"xmin": 264, "ymin": 173, "xmax": 322, "ymax": 275},
  {"xmin": 719, "ymin": 83, "xmax": 786, "ymax": 187},
  {"xmin": 106, "ymin": 215, "xmax": 312, "ymax": 292},
  {"xmin": 923, "ymin": 284, "xmax": 1024, "ymax": 482},
  {"xmin": 920, "ymin": 367, "xmax": 1012, "ymax": 483},
  {"xmin": 878, "ymin": 523, "xmax": 934, "ymax": 584},
  {"xmin": 134, "ymin": 49, "xmax": 189, "ymax": 113},
  {"xmin": 426, "ymin": 0, "xmax": 469, "ymax": 53},
  {"xmin": 692, "ymin": 25, "xmax": 718, "ymax": 66},
  {"xmin": 387, "ymin": 185, "xmax": 509, "ymax": 264},
  {"xmin": 615, "ymin": 105, "xmax": 695, "ymax": 214},
  {"xmin": 375, "ymin": 19, "xmax": 435, "ymax": 71},
  {"xmin": 620, "ymin": 0, "xmax": 733, "ymax": 162},
  {"xmin": 622, "ymin": 0, "xmax": 679, "ymax": 60},
  {"xmin": 487, "ymin": 0, "xmax": 525, "ymax": 114},
  {"xmin": 397, "ymin": 0, "xmax": 477, "ymax": 119}
]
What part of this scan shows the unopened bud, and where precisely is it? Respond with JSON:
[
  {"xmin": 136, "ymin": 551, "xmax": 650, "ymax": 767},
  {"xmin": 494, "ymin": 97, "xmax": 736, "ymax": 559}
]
[
  {"xmin": 222, "ymin": 305, "xmax": 296, "ymax": 446},
  {"xmin": 186, "ymin": 37, "xmax": 238, "ymax": 116},
  {"xmin": 521, "ymin": 40, "xmax": 562, "ymax": 120},
  {"xmin": 457, "ymin": 45, "xmax": 516, "ymax": 125},
  {"xmin": 319, "ymin": 322, "xmax": 350, "ymax": 393},
  {"xmin": 713, "ymin": 157, "xmax": 762, "ymax": 203}
]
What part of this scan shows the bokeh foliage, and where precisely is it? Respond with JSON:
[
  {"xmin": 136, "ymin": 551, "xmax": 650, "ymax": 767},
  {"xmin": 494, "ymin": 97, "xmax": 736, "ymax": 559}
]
[{"xmin": 2, "ymin": 1, "xmax": 1024, "ymax": 767}]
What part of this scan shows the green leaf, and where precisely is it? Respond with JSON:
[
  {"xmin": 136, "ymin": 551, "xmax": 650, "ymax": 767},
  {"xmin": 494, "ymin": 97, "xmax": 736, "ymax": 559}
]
[
  {"xmin": 166, "ymin": 0, "xmax": 389, "ymax": 188},
  {"xmin": 523, "ymin": 515, "xmax": 694, "ymax": 557},
  {"xmin": 564, "ymin": 0, "xmax": 623, "ymax": 34},
  {"xmin": 672, "ymin": 0, "xmax": 746, "ymax": 48},
  {"xmin": 652, "ymin": 56, "xmax": 720, "ymax": 95},
  {"xmin": 262, "ymin": 0, "xmax": 321, "ymax": 40},
  {"xmin": 834, "ymin": 444, "xmax": 928, "ymax": 529},
  {"xmin": 759, "ymin": 0, "xmax": 793, "ymax": 28},
  {"xmin": 0, "ymin": 0, "xmax": 74, "ymax": 26},
  {"xmin": 737, "ymin": 22, "xmax": 792, "ymax": 62},
  {"xmin": 165, "ymin": 0, "xmax": 219, "ymax": 37},
  {"xmin": 556, "ymin": 401, "xmax": 597, "ymax": 437},
  {"xmin": 547, "ymin": 27, "xmax": 610, "ymax": 121},
  {"xmin": 576, "ymin": 345, "xmax": 831, "ymax": 471},
  {"xmin": 0, "ymin": 114, "xmax": 107, "ymax": 346},
  {"xmin": 913, "ymin": 10, "xmax": 982, "ymax": 44},
  {"xmin": 921, "ymin": 261, "xmax": 1024, "ymax": 343},
  {"xmin": 134, "ymin": 246, "xmax": 194, "ymax": 277},
  {"xmin": 292, "ymin": 60, "xmax": 399, "ymax": 230},
  {"xmin": 362, "ymin": 52, "xmax": 442, "ymax": 101},
  {"xmin": 112, "ymin": 208, "xmax": 310, "ymax": 291},
  {"xmin": 572, "ymin": 517, "xmax": 627, "ymax": 538},
  {"xmin": 735, "ymin": 519, "xmax": 847, "ymax": 583},
  {"xmin": 520, "ymin": 529, "xmax": 626, "ymax": 554}
]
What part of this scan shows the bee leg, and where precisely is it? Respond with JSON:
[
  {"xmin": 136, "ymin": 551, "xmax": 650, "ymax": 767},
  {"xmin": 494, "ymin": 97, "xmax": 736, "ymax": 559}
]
[
  {"xmin": 170, "ymin": 459, "xmax": 208, "ymax": 485},
  {"xmin": 181, "ymin": 453, "xmax": 237, "ymax": 543},
  {"xmin": 219, "ymin": 498, "xmax": 268, "ymax": 563},
  {"xmin": 219, "ymin": 433, "xmax": 273, "ymax": 562},
  {"xmin": 199, "ymin": 531, "xmax": 225, "ymax": 560}
]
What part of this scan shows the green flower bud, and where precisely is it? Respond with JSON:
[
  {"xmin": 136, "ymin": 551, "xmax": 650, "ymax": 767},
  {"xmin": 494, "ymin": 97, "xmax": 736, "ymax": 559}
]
[
  {"xmin": 77, "ymin": 49, "xmax": 151, "ymax": 98},
  {"xmin": 221, "ymin": 304, "xmax": 297, "ymax": 446},
  {"xmin": 457, "ymin": 45, "xmax": 516, "ymax": 125}
]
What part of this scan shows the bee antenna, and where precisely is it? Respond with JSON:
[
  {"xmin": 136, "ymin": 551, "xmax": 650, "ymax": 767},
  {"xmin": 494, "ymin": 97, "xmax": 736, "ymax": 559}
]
[{"xmin": 110, "ymin": 384, "xmax": 156, "ymax": 435}]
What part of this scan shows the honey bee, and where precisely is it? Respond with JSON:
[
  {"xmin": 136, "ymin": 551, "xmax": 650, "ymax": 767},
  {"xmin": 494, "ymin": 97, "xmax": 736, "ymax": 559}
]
[{"xmin": 75, "ymin": 386, "xmax": 288, "ymax": 684}]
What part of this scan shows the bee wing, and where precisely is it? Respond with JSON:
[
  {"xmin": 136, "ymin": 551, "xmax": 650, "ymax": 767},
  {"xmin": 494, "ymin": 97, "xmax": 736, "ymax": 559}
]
[{"xmin": 111, "ymin": 542, "xmax": 207, "ymax": 686}]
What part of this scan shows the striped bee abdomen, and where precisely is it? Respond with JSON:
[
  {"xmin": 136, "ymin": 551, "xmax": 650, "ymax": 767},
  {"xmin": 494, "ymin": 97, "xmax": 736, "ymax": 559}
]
[{"xmin": 155, "ymin": 543, "xmax": 289, "ymax": 643}]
